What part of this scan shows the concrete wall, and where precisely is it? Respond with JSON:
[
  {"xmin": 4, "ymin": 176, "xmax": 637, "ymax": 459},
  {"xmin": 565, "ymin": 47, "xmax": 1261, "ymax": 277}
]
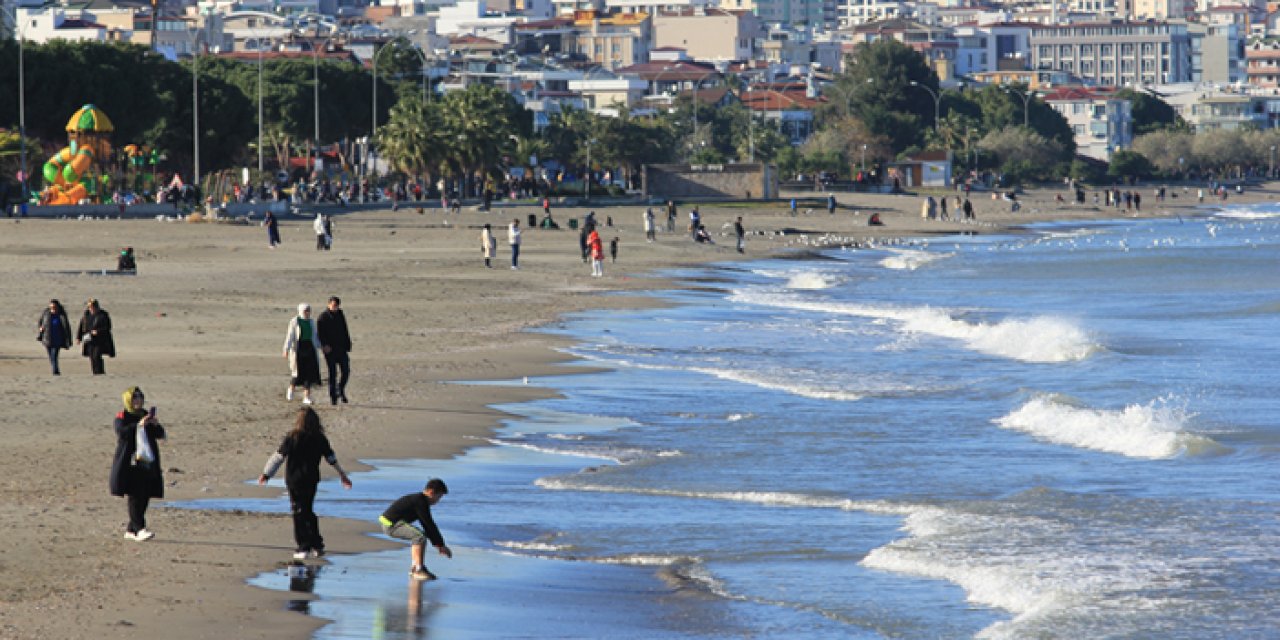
[{"xmin": 642, "ymin": 163, "xmax": 777, "ymax": 200}]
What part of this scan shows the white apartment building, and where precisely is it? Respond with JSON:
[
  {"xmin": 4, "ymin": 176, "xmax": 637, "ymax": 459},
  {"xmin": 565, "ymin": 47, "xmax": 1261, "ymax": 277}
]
[
  {"xmin": 1041, "ymin": 87, "xmax": 1132, "ymax": 160},
  {"xmin": 1131, "ymin": 0, "xmax": 1189, "ymax": 20},
  {"xmin": 953, "ymin": 22, "xmax": 1033, "ymax": 78},
  {"xmin": 14, "ymin": 6, "xmax": 112, "ymax": 43},
  {"xmin": 1029, "ymin": 21, "xmax": 1192, "ymax": 87}
]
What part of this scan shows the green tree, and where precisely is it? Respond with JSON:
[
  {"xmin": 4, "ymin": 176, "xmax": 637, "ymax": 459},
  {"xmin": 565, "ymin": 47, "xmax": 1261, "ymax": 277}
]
[
  {"xmin": 1132, "ymin": 129, "xmax": 1194, "ymax": 175},
  {"xmin": 1115, "ymin": 88, "xmax": 1183, "ymax": 134},
  {"xmin": 834, "ymin": 39, "xmax": 936, "ymax": 152},
  {"xmin": 1107, "ymin": 149, "xmax": 1154, "ymax": 182},
  {"xmin": 979, "ymin": 126, "xmax": 1066, "ymax": 183}
]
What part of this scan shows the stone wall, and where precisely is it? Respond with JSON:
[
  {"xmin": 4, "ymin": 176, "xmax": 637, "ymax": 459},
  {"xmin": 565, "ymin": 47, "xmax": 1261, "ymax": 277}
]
[{"xmin": 642, "ymin": 163, "xmax": 777, "ymax": 200}]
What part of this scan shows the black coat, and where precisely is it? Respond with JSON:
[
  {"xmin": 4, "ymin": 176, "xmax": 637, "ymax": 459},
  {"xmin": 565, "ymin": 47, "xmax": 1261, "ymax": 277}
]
[
  {"xmin": 109, "ymin": 411, "xmax": 165, "ymax": 498},
  {"xmin": 316, "ymin": 309, "xmax": 352, "ymax": 354},
  {"xmin": 77, "ymin": 309, "xmax": 116, "ymax": 357},
  {"xmin": 37, "ymin": 308, "xmax": 73, "ymax": 349}
]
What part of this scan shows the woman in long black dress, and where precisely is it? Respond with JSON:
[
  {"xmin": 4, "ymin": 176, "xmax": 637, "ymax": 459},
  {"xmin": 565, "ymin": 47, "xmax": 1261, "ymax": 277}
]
[
  {"xmin": 109, "ymin": 386, "xmax": 165, "ymax": 541},
  {"xmin": 283, "ymin": 303, "xmax": 323, "ymax": 405},
  {"xmin": 76, "ymin": 298, "xmax": 115, "ymax": 375}
]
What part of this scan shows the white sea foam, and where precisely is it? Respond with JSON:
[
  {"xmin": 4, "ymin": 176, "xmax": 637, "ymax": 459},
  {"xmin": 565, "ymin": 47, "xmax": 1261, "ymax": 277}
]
[
  {"xmin": 493, "ymin": 539, "xmax": 569, "ymax": 553},
  {"xmin": 785, "ymin": 272, "xmax": 840, "ymax": 289},
  {"xmin": 993, "ymin": 395, "xmax": 1223, "ymax": 459},
  {"xmin": 533, "ymin": 479, "xmax": 908, "ymax": 515},
  {"xmin": 689, "ymin": 366, "xmax": 865, "ymax": 401},
  {"xmin": 1212, "ymin": 207, "xmax": 1280, "ymax": 220},
  {"xmin": 729, "ymin": 291, "xmax": 1099, "ymax": 363},
  {"xmin": 878, "ymin": 248, "xmax": 953, "ymax": 271}
]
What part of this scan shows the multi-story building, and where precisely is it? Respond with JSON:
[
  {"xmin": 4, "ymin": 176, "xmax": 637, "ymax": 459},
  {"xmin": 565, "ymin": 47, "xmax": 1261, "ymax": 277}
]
[
  {"xmin": 849, "ymin": 18, "xmax": 957, "ymax": 82},
  {"xmin": 1041, "ymin": 87, "xmax": 1133, "ymax": 160},
  {"xmin": 563, "ymin": 10, "xmax": 651, "ymax": 69},
  {"xmin": 1187, "ymin": 21, "xmax": 1243, "ymax": 84},
  {"xmin": 1161, "ymin": 85, "xmax": 1272, "ymax": 130},
  {"xmin": 1245, "ymin": 40, "xmax": 1280, "ymax": 88},
  {"xmin": 752, "ymin": 0, "xmax": 827, "ymax": 29},
  {"xmin": 652, "ymin": 8, "xmax": 762, "ymax": 62},
  {"xmin": 952, "ymin": 21, "xmax": 1034, "ymax": 78},
  {"xmin": 1029, "ymin": 21, "xmax": 1192, "ymax": 87},
  {"xmin": 1131, "ymin": 0, "xmax": 1190, "ymax": 20}
]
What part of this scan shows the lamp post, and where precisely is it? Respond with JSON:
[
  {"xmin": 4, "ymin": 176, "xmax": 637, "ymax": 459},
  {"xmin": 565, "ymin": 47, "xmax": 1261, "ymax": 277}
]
[
  {"xmin": 1004, "ymin": 85, "xmax": 1037, "ymax": 128},
  {"xmin": 691, "ymin": 70, "xmax": 716, "ymax": 141},
  {"xmin": 585, "ymin": 138, "xmax": 596, "ymax": 201},
  {"xmin": 1271, "ymin": 145, "xmax": 1276, "ymax": 178},
  {"xmin": 909, "ymin": 81, "xmax": 962, "ymax": 132},
  {"xmin": 649, "ymin": 65, "xmax": 675, "ymax": 119},
  {"xmin": 17, "ymin": 16, "xmax": 27, "ymax": 214},
  {"xmin": 371, "ymin": 39, "xmax": 406, "ymax": 187},
  {"xmin": 256, "ymin": 35, "xmax": 265, "ymax": 175},
  {"xmin": 861, "ymin": 143, "xmax": 867, "ymax": 171},
  {"xmin": 307, "ymin": 33, "xmax": 340, "ymax": 179},
  {"xmin": 190, "ymin": 29, "xmax": 202, "ymax": 192}
]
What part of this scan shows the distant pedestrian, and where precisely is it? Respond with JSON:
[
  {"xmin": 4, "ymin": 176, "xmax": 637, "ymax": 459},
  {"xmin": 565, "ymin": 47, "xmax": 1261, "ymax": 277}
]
[
  {"xmin": 508, "ymin": 218, "xmax": 522, "ymax": 270},
  {"xmin": 77, "ymin": 298, "xmax": 114, "ymax": 375},
  {"xmin": 265, "ymin": 211, "xmax": 281, "ymax": 248},
  {"xmin": 939, "ymin": 197, "xmax": 948, "ymax": 220},
  {"xmin": 790, "ymin": 198, "xmax": 797, "ymax": 216},
  {"xmin": 588, "ymin": 228, "xmax": 604, "ymax": 277},
  {"xmin": 1133, "ymin": 192, "xmax": 1141, "ymax": 211},
  {"xmin": 314, "ymin": 214, "xmax": 327, "ymax": 250},
  {"xmin": 379, "ymin": 479, "xmax": 453, "ymax": 581},
  {"xmin": 734, "ymin": 217, "xmax": 745, "ymax": 253},
  {"xmin": 542, "ymin": 196, "xmax": 550, "ymax": 215},
  {"xmin": 665, "ymin": 200, "xmax": 677, "ymax": 232},
  {"xmin": 481, "ymin": 223, "xmax": 496, "ymax": 268},
  {"xmin": 317, "ymin": 296, "xmax": 352, "ymax": 405},
  {"xmin": 643, "ymin": 208, "xmax": 655, "ymax": 242},
  {"xmin": 110, "ymin": 386, "xmax": 164, "ymax": 542},
  {"xmin": 283, "ymin": 303, "xmax": 322, "ymax": 406},
  {"xmin": 37, "ymin": 299, "xmax": 72, "ymax": 375},
  {"xmin": 609, "ymin": 236, "xmax": 618, "ymax": 263},
  {"xmin": 962, "ymin": 198, "xmax": 975, "ymax": 220},
  {"xmin": 689, "ymin": 207, "xmax": 701, "ymax": 239},
  {"xmin": 827, "ymin": 194, "xmax": 836, "ymax": 214},
  {"xmin": 258, "ymin": 407, "xmax": 353, "ymax": 560}
]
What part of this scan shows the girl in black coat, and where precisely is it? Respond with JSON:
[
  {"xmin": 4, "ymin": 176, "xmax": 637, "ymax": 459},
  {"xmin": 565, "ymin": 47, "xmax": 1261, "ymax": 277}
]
[
  {"xmin": 77, "ymin": 298, "xmax": 115, "ymax": 375},
  {"xmin": 36, "ymin": 299, "xmax": 72, "ymax": 375},
  {"xmin": 110, "ymin": 386, "xmax": 164, "ymax": 541},
  {"xmin": 258, "ymin": 407, "xmax": 352, "ymax": 559}
]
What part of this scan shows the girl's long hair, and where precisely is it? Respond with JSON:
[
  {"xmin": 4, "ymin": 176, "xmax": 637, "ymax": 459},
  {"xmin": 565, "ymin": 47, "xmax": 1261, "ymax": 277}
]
[{"xmin": 289, "ymin": 407, "xmax": 325, "ymax": 441}]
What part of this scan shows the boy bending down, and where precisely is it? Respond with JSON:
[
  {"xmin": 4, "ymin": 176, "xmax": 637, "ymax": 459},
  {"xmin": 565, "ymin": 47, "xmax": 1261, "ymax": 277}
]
[{"xmin": 379, "ymin": 478, "xmax": 453, "ymax": 580}]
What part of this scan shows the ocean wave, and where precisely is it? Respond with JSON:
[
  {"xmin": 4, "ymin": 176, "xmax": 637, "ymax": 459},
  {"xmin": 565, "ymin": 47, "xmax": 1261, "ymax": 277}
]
[
  {"xmin": 486, "ymin": 437, "xmax": 680, "ymax": 464},
  {"xmin": 533, "ymin": 479, "xmax": 909, "ymax": 515},
  {"xmin": 1212, "ymin": 207, "xmax": 1280, "ymax": 220},
  {"xmin": 729, "ymin": 291, "xmax": 1100, "ymax": 363},
  {"xmin": 993, "ymin": 395, "xmax": 1224, "ymax": 459},
  {"xmin": 689, "ymin": 366, "xmax": 865, "ymax": 401},
  {"xmin": 878, "ymin": 248, "xmax": 954, "ymax": 271},
  {"xmin": 785, "ymin": 272, "xmax": 841, "ymax": 289},
  {"xmin": 493, "ymin": 539, "xmax": 570, "ymax": 553}
]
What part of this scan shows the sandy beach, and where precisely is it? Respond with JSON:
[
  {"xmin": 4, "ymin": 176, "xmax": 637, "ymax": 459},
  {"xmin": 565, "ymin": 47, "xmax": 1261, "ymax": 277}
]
[{"xmin": 1, "ymin": 181, "xmax": 1272, "ymax": 639}]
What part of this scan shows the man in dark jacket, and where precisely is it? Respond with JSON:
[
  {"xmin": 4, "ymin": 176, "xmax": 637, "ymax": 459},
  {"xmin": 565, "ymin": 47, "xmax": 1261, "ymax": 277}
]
[
  {"xmin": 379, "ymin": 478, "xmax": 452, "ymax": 580},
  {"xmin": 316, "ymin": 296, "xmax": 352, "ymax": 405}
]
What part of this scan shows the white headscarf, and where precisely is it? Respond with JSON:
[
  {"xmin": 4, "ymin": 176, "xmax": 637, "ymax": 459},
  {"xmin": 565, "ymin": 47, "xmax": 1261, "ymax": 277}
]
[{"xmin": 298, "ymin": 303, "xmax": 310, "ymax": 315}]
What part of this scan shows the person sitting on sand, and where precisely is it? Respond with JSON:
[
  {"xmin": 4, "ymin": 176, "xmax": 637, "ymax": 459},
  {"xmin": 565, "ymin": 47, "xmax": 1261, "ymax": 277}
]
[
  {"xmin": 379, "ymin": 479, "xmax": 453, "ymax": 580},
  {"xmin": 694, "ymin": 224, "xmax": 715, "ymax": 244},
  {"xmin": 868, "ymin": 213, "xmax": 884, "ymax": 226},
  {"xmin": 117, "ymin": 247, "xmax": 136, "ymax": 271}
]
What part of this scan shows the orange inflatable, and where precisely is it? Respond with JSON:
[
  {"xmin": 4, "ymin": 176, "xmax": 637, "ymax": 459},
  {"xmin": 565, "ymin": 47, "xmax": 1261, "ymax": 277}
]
[{"xmin": 42, "ymin": 104, "xmax": 114, "ymax": 205}]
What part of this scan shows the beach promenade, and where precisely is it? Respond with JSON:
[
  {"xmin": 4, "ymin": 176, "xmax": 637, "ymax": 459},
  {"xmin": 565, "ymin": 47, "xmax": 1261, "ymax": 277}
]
[{"xmin": 0, "ymin": 182, "xmax": 1270, "ymax": 639}]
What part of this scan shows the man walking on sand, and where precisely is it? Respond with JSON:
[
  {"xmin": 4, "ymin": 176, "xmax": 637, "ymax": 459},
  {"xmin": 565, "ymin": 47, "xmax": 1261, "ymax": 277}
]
[
  {"xmin": 508, "ymin": 218, "xmax": 522, "ymax": 270},
  {"xmin": 379, "ymin": 479, "xmax": 453, "ymax": 580},
  {"xmin": 734, "ymin": 216, "xmax": 745, "ymax": 253},
  {"xmin": 317, "ymin": 296, "xmax": 352, "ymax": 405}
]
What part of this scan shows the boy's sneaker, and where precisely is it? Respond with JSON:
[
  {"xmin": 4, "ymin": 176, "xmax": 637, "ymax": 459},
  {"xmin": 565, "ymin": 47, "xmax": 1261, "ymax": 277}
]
[
  {"xmin": 409, "ymin": 567, "xmax": 437, "ymax": 581},
  {"xmin": 123, "ymin": 531, "xmax": 137, "ymax": 541},
  {"xmin": 293, "ymin": 550, "xmax": 309, "ymax": 560},
  {"xmin": 132, "ymin": 529, "xmax": 154, "ymax": 541}
]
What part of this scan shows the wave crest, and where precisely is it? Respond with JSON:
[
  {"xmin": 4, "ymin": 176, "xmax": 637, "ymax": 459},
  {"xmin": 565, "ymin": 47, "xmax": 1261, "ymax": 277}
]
[{"xmin": 993, "ymin": 395, "xmax": 1224, "ymax": 459}]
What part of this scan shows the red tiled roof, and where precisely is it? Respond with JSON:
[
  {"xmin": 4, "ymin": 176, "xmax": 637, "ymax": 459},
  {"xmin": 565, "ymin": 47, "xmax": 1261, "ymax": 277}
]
[
  {"xmin": 616, "ymin": 60, "xmax": 719, "ymax": 82},
  {"xmin": 740, "ymin": 89, "xmax": 820, "ymax": 111}
]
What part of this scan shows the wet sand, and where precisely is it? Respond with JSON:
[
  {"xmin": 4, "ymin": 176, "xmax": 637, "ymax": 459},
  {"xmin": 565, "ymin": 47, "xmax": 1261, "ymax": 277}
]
[{"xmin": 0, "ymin": 182, "xmax": 1272, "ymax": 639}]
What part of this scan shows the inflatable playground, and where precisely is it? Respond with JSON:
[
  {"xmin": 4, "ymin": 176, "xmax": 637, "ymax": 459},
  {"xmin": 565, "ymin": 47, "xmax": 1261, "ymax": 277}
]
[{"xmin": 39, "ymin": 104, "xmax": 158, "ymax": 206}]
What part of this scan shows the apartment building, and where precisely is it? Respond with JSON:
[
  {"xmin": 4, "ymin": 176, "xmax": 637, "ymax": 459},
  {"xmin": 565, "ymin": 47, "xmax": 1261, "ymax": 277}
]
[
  {"xmin": 1041, "ymin": 87, "xmax": 1132, "ymax": 160},
  {"xmin": 652, "ymin": 8, "xmax": 762, "ymax": 62},
  {"xmin": 952, "ymin": 22, "xmax": 1034, "ymax": 78},
  {"xmin": 1187, "ymin": 22, "xmax": 1243, "ymax": 84},
  {"xmin": 564, "ymin": 10, "xmax": 651, "ymax": 69},
  {"xmin": 1245, "ymin": 39, "xmax": 1280, "ymax": 88},
  {"xmin": 1029, "ymin": 21, "xmax": 1192, "ymax": 87},
  {"xmin": 849, "ymin": 18, "xmax": 957, "ymax": 81}
]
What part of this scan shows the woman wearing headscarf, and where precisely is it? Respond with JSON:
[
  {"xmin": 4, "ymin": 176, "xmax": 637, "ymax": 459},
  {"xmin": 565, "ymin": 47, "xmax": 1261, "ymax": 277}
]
[
  {"xmin": 110, "ymin": 386, "xmax": 165, "ymax": 541},
  {"xmin": 480, "ymin": 223, "xmax": 496, "ymax": 268},
  {"xmin": 37, "ymin": 299, "xmax": 72, "ymax": 375},
  {"xmin": 587, "ymin": 227, "xmax": 604, "ymax": 277},
  {"xmin": 76, "ymin": 298, "xmax": 115, "ymax": 375},
  {"xmin": 314, "ymin": 213, "xmax": 328, "ymax": 250},
  {"xmin": 283, "ymin": 303, "xmax": 323, "ymax": 405},
  {"xmin": 258, "ymin": 407, "xmax": 352, "ymax": 559}
]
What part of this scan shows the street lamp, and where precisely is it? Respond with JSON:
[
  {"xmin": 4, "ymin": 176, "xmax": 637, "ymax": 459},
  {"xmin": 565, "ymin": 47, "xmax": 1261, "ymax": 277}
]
[
  {"xmin": 1004, "ymin": 85, "xmax": 1038, "ymax": 128},
  {"xmin": 189, "ymin": 29, "xmax": 202, "ymax": 193},
  {"xmin": 15, "ymin": 14, "xmax": 27, "ymax": 214},
  {"xmin": 909, "ymin": 81, "xmax": 962, "ymax": 132},
  {"xmin": 1271, "ymin": 145, "xmax": 1276, "ymax": 178},
  {"xmin": 649, "ymin": 65, "xmax": 675, "ymax": 119},
  {"xmin": 861, "ymin": 143, "xmax": 867, "ymax": 171},
  {"xmin": 584, "ymin": 138, "xmax": 597, "ymax": 201},
  {"xmin": 691, "ymin": 70, "xmax": 716, "ymax": 141},
  {"xmin": 308, "ymin": 33, "xmax": 339, "ymax": 178}
]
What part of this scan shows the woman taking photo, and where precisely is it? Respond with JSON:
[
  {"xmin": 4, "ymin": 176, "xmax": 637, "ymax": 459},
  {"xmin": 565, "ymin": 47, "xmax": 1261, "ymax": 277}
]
[
  {"xmin": 283, "ymin": 303, "xmax": 323, "ymax": 405},
  {"xmin": 110, "ymin": 387, "xmax": 165, "ymax": 541},
  {"xmin": 258, "ymin": 407, "xmax": 352, "ymax": 559}
]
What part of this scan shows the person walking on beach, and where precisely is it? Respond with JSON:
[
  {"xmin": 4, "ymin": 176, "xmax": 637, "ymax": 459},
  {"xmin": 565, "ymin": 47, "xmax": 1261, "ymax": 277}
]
[
  {"xmin": 264, "ymin": 210, "xmax": 281, "ymax": 249},
  {"xmin": 110, "ymin": 386, "xmax": 164, "ymax": 541},
  {"xmin": 962, "ymin": 198, "xmax": 975, "ymax": 221},
  {"xmin": 588, "ymin": 228, "xmax": 604, "ymax": 277},
  {"xmin": 734, "ymin": 216, "xmax": 745, "ymax": 253},
  {"xmin": 317, "ymin": 296, "xmax": 352, "ymax": 405},
  {"xmin": 480, "ymin": 223, "xmax": 496, "ymax": 268},
  {"xmin": 643, "ymin": 207, "xmax": 656, "ymax": 242},
  {"xmin": 314, "ymin": 213, "xmax": 327, "ymax": 250},
  {"xmin": 827, "ymin": 194, "xmax": 836, "ymax": 214},
  {"xmin": 77, "ymin": 298, "xmax": 115, "ymax": 375},
  {"xmin": 508, "ymin": 218, "xmax": 522, "ymax": 270},
  {"xmin": 609, "ymin": 236, "xmax": 618, "ymax": 263},
  {"xmin": 666, "ymin": 200, "xmax": 677, "ymax": 232},
  {"xmin": 284, "ymin": 303, "xmax": 323, "ymax": 405},
  {"xmin": 379, "ymin": 479, "xmax": 453, "ymax": 581},
  {"xmin": 37, "ymin": 299, "xmax": 72, "ymax": 375},
  {"xmin": 258, "ymin": 407, "xmax": 353, "ymax": 559}
]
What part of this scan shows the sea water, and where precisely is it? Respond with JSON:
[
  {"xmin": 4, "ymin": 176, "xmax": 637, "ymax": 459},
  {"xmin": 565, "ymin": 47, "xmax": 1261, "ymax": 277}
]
[{"xmin": 242, "ymin": 205, "xmax": 1280, "ymax": 638}]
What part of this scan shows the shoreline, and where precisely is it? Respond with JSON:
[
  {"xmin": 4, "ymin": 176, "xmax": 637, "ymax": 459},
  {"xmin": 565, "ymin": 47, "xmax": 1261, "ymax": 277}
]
[{"xmin": 0, "ymin": 183, "xmax": 1273, "ymax": 639}]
